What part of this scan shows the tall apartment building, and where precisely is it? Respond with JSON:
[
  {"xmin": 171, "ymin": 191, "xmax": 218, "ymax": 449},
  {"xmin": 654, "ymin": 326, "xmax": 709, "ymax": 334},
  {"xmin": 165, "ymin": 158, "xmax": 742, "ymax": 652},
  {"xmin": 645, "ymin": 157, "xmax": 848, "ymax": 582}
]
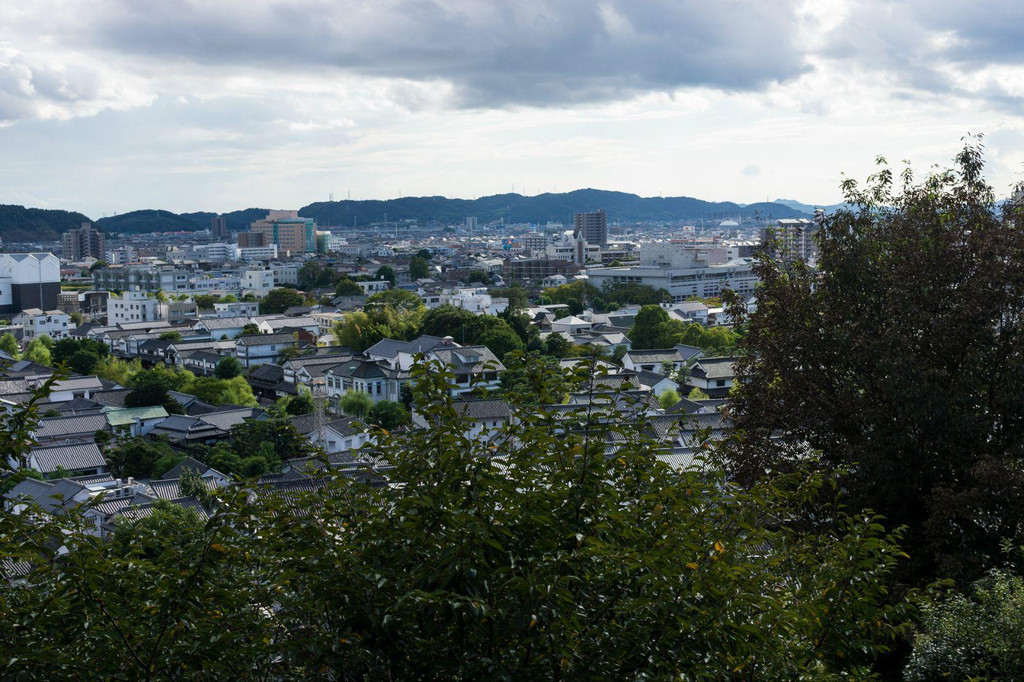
[
  {"xmin": 573, "ymin": 209, "xmax": 608, "ymax": 247},
  {"xmin": 211, "ymin": 215, "xmax": 228, "ymax": 240},
  {"xmin": 761, "ymin": 218, "xmax": 820, "ymax": 263},
  {"xmin": 62, "ymin": 223, "xmax": 106, "ymax": 261},
  {"xmin": 249, "ymin": 210, "xmax": 316, "ymax": 255},
  {"xmin": 0, "ymin": 253, "xmax": 61, "ymax": 314}
]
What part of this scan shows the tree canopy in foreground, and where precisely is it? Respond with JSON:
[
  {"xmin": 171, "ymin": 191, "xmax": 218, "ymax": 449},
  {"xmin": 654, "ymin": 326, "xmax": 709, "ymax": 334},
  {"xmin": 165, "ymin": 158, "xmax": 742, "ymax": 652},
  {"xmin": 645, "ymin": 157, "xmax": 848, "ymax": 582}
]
[{"xmin": 0, "ymin": 358, "xmax": 906, "ymax": 679}]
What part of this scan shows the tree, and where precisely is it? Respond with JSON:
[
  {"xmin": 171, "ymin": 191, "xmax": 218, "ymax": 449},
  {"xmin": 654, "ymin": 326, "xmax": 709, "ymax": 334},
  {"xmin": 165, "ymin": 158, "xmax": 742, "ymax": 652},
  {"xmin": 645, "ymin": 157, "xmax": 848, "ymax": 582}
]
[
  {"xmin": 465, "ymin": 269, "xmax": 490, "ymax": 284},
  {"xmin": 905, "ymin": 567, "xmax": 1024, "ymax": 680},
  {"xmin": 158, "ymin": 330, "xmax": 182, "ymax": 341},
  {"xmin": 366, "ymin": 287, "xmax": 423, "ymax": 312},
  {"xmin": 88, "ymin": 259, "xmax": 108, "ymax": 272},
  {"xmin": 51, "ymin": 338, "xmax": 109, "ymax": 367},
  {"xmin": 68, "ymin": 349, "xmax": 100, "ymax": 375},
  {"xmin": 687, "ymin": 386, "xmax": 710, "ymax": 401},
  {"xmin": 299, "ymin": 260, "xmax": 335, "ymax": 290},
  {"xmin": 335, "ymin": 277, "xmax": 363, "ymax": 296},
  {"xmin": 277, "ymin": 345, "xmax": 303, "ymax": 363},
  {"xmin": 93, "ymin": 356, "xmax": 141, "ymax": 385},
  {"xmin": 490, "ymin": 285, "xmax": 530, "ymax": 311},
  {"xmin": 178, "ymin": 467, "xmax": 207, "ymax": 500},
  {"xmin": 259, "ymin": 288, "xmax": 304, "ymax": 315},
  {"xmin": 415, "ymin": 248, "xmax": 432, "ymax": 262},
  {"xmin": 188, "ymin": 376, "xmax": 257, "ymax": 407},
  {"xmin": 338, "ymin": 389, "xmax": 373, "ymax": 418},
  {"xmin": 240, "ymin": 322, "xmax": 261, "ymax": 336},
  {"xmin": 726, "ymin": 141, "xmax": 1024, "ymax": 588},
  {"xmin": 0, "ymin": 358, "xmax": 910, "ymax": 678},
  {"xmin": 658, "ymin": 387, "xmax": 681, "ymax": 410},
  {"xmin": 285, "ymin": 392, "xmax": 313, "ymax": 416},
  {"xmin": 374, "ymin": 265, "xmax": 396, "ymax": 285},
  {"xmin": 0, "ymin": 332, "xmax": 20, "ymax": 358},
  {"xmin": 420, "ymin": 304, "xmax": 479, "ymax": 342},
  {"xmin": 213, "ymin": 356, "xmax": 243, "ymax": 380},
  {"xmin": 408, "ymin": 256, "xmax": 429, "ymax": 280},
  {"xmin": 367, "ymin": 400, "xmax": 410, "ymax": 430},
  {"xmin": 627, "ymin": 305, "xmax": 673, "ymax": 350},
  {"xmin": 229, "ymin": 418, "xmax": 308, "ymax": 463},
  {"xmin": 543, "ymin": 332, "xmax": 572, "ymax": 359},
  {"xmin": 23, "ymin": 338, "xmax": 51, "ymax": 365},
  {"xmin": 476, "ymin": 322, "xmax": 524, "ymax": 361},
  {"xmin": 106, "ymin": 437, "xmax": 177, "ymax": 479}
]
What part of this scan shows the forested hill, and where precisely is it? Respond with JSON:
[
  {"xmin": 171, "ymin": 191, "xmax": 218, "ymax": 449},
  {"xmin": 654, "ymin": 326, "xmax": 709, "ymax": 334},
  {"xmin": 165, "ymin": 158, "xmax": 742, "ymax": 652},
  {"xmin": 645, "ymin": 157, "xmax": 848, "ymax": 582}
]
[
  {"xmin": 0, "ymin": 205, "xmax": 92, "ymax": 242},
  {"xmin": 300, "ymin": 189, "xmax": 811, "ymax": 227},
  {"xmin": 0, "ymin": 190, "xmax": 812, "ymax": 239}
]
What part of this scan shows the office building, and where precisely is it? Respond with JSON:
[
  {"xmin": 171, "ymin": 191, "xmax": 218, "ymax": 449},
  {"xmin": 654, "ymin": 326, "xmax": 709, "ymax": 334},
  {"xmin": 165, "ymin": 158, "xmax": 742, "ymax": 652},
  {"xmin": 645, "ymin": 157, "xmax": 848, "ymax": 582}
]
[
  {"xmin": 211, "ymin": 215, "xmax": 228, "ymax": 240},
  {"xmin": 573, "ymin": 209, "xmax": 608, "ymax": 247},
  {"xmin": 249, "ymin": 210, "xmax": 317, "ymax": 255},
  {"xmin": 238, "ymin": 231, "xmax": 267, "ymax": 248},
  {"xmin": 62, "ymin": 223, "xmax": 106, "ymax": 261},
  {"xmin": 465, "ymin": 217, "xmax": 478, "ymax": 231},
  {"xmin": 0, "ymin": 253, "xmax": 61, "ymax": 314}
]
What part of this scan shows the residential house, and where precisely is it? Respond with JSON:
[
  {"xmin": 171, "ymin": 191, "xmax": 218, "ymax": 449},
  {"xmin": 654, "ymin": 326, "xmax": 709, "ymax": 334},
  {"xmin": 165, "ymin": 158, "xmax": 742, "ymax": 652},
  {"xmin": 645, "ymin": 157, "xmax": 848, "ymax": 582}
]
[
  {"xmin": 235, "ymin": 333, "xmax": 299, "ymax": 368},
  {"xmin": 622, "ymin": 349, "xmax": 686, "ymax": 375},
  {"xmin": 684, "ymin": 357, "xmax": 738, "ymax": 399}
]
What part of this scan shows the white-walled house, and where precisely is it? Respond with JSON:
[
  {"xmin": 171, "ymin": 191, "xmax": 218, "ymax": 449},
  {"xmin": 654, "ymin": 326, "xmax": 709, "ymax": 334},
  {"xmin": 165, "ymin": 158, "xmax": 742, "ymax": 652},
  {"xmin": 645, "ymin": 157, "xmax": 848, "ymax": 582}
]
[{"xmin": 15, "ymin": 308, "xmax": 73, "ymax": 340}]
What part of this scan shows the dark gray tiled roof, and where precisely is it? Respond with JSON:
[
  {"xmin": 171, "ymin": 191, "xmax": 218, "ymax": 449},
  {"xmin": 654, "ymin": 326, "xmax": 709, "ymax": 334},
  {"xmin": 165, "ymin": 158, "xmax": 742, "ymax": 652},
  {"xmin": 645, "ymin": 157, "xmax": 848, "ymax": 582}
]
[
  {"xmin": 453, "ymin": 399, "xmax": 512, "ymax": 420},
  {"xmin": 28, "ymin": 442, "xmax": 106, "ymax": 474},
  {"xmin": 625, "ymin": 349, "xmax": 684, "ymax": 364},
  {"xmin": 33, "ymin": 414, "xmax": 110, "ymax": 441}
]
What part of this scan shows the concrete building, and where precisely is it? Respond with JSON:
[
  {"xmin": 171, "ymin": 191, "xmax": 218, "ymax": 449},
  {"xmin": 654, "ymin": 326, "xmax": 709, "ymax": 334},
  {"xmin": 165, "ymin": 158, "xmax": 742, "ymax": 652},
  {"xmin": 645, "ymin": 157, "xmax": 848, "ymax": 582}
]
[
  {"xmin": 211, "ymin": 215, "xmax": 228, "ymax": 240},
  {"xmin": 62, "ymin": 223, "xmax": 106, "ymax": 261},
  {"xmin": 237, "ymin": 231, "xmax": 267, "ymax": 248},
  {"xmin": 242, "ymin": 268, "xmax": 276, "ymax": 293},
  {"xmin": 92, "ymin": 266, "xmax": 191, "ymax": 293},
  {"xmin": 762, "ymin": 218, "xmax": 820, "ymax": 264},
  {"xmin": 573, "ymin": 209, "xmax": 608, "ymax": 247},
  {"xmin": 0, "ymin": 253, "xmax": 61, "ymax": 314},
  {"xmin": 585, "ymin": 242, "xmax": 759, "ymax": 303},
  {"xmin": 272, "ymin": 264, "xmax": 299, "ymax": 287},
  {"xmin": 237, "ymin": 245, "xmax": 279, "ymax": 261},
  {"xmin": 108, "ymin": 291, "xmax": 161, "ymax": 325},
  {"xmin": 249, "ymin": 210, "xmax": 316, "ymax": 255},
  {"xmin": 15, "ymin": 308, "xmax": 73, "ymax": 340},
  {"xmin": 106, "ymin": 245, "xmax": 137, "ymax": 265}
]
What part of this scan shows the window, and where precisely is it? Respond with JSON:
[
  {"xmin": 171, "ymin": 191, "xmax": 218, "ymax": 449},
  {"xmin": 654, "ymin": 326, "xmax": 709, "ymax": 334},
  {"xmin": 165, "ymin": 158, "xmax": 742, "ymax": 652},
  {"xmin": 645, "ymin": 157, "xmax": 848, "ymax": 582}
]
[{"xmin": 716, "ymin": 379, "xmax": 726, "ymax": 387}]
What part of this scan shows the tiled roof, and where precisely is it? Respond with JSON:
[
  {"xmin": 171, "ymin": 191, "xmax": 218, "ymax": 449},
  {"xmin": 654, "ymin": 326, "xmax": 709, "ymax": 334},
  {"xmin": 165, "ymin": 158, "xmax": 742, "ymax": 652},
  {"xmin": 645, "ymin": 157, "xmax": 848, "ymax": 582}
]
[
  {"xmin": 453, "ymin": 399, "xmax": 512, "ymax": 420},
  {"xmin": 33, "ymin": 414, "xmax": 109, "ymax": 441},
  {"xmin": 236, "ymin": 333, "xmax": 296, "ymax": 346},
  {"xmin": 198, "ymin": 407, "xmax": 262, "ymax": 431},
  {"xmin": 625, "ymin": 349, "xmax": 684, "ymax": 364},
  {"xmin": 29, "ymin": 442, "xmax": 107, "ymax": 474},
  {"xmin": 46, "ymin": 377, "xmax": 103, "ymax": 396},
  {"xmin": 103, "ymin": 406, "xmax": 169, "ymax": 426},
  {"xmin": 690, "ymin": 357, "xmax": 737, "ymax": 380}
]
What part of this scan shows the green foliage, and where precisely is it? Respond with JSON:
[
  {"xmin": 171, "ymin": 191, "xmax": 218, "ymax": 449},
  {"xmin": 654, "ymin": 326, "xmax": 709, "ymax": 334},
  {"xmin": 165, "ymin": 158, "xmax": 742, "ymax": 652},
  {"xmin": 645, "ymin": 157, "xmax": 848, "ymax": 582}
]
[
  {"xmin": 687, "ymin": 386, "xmax": 710, "ymax": 401},
  {"xmin": 93, "ymin": 356, "xmax": 141, "ymax": 385},
  {"xmin": 465, "ymin": 269, "xmax": 490, "ymax": 284},
  {"xmin": 228, "ymin": 418, "xmax": 307, "ymax": 463},
  {"xmin": 23, "ymin": 338, "xmax": 51, "ymax": 365},
  {"xmin": 906, "ymin": 568, "xmax": 1024, "ymax": 680},
  {"xmin": 158, "ymin": 330, "xmax": 183, "ymax": 341},
  {"xmin": 334, "ymin": 277, "xmax": 363, "ymax": 296},
  {"xmin": 419, "ymin": 304, "xmax": 523, "ymax": 359},
  {"xmin": 0, "ymin": 332, "xmax": 20, "ymax": 358},
  {"xmin": 187, "ymin": 376, "xmax": 258, "ymax": 407},
  {"xmin": 106, "ymin": 437, "xmax": 178, "ymax": 479},
  {"xmin": 285, "ymin": 392, "xmax": 313, "ymax": 416},
  {"xmin": 0, "ymin": 204, "xmax": 92, "ymax": 241},
  {"xmin": 499, "ymin": 351, "xmax": 570, "ymax": 405},
  {"xmin": 68, "ymin": 349, "xmax": 100, "ymax": 375},
  {"xmin": 277, "ymin": 344, "xmax": 303, "ymax": 363},
  {"xmin": 213, "ymin": 356, "xmax": 243, "ymax": 380},
  {"xmin": 0, "ymin": 468, "xmax": 43, "ymax": 495},
  {"xmin": 152, "ymin": 452, "xmax": 185, "ymax": 479},
  {"xmin": 259, "ymin": 288, "xmax": 304, "ymax": 315},
  {"xmin": 658, "ymin": 387, "xmax": 681, "ymax": 410},
  {"xmin": 125, "ymin": 366, "xmax": 192, "ymax": 412},
  {"xmin": 727, "ymin": 141, "xmax": 1024, "ymax": 587},
  {"xmin": 408, "ymin": 256, "xmax": 429, "ymax": 280},
  {"xmin": 0, "ymin": 359, "xmax": 910, "ymax": 678},
  {"xmin": 543, "ymin": 332, "xmax": 573, "ymax": 358},
  {"xmin": 338, "ymin": 389, "xmax": 373, "ymax": 418},
  {"xmin": 374, "ymin": 265, "xmax": 396, "ymax": 285},
  {"xmin": 239, "ymin": 322, "xmax": 260, "ymax": 336},
  {"xmin": 178, "ymin": 467, "xmax": 206, "ymax": 500},
  {"xmin": 298, "ymin": 260, "xmax": 337, "ymax": 290},
  {"xmin": 51, "ymin": 338, "xmax": 109, "ymax": 367},
  {"xmin": 541, "ymin": 281, "xmax": 598, "ymax": 315},
  {"xmin": 334, "ymin": 292, "xmax": 425, "ymax": 351},
  {"xmin": 367, "ymin": 400, "xmax": 410, "ymax": 430},
  {"xmin": 627, "ymin": 305, "xmax": 739, "ymax": 351}
]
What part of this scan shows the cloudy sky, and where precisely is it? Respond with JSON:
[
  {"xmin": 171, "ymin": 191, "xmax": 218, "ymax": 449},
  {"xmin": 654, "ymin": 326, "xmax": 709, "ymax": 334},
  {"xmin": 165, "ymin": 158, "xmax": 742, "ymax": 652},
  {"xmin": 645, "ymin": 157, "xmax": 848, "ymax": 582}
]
[{"xmin": 1, "ymin": 0, "xmax": 1023, "ymax": 217}]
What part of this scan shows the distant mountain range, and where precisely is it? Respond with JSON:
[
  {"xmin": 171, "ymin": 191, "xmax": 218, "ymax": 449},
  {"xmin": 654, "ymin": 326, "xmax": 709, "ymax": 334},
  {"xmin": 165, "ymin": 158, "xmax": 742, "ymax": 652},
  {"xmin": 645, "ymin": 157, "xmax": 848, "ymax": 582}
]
[{"xmin": 0, "ymin": 189, "xmax": 820, "ymax": 241}]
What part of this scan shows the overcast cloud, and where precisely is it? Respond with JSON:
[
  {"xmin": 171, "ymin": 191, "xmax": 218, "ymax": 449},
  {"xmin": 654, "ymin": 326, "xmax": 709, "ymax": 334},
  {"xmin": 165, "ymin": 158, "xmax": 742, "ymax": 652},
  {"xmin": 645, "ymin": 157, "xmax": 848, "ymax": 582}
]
[{"xmin": 1, "ymin": 0, "xmax": 1022, "ymax": 216}]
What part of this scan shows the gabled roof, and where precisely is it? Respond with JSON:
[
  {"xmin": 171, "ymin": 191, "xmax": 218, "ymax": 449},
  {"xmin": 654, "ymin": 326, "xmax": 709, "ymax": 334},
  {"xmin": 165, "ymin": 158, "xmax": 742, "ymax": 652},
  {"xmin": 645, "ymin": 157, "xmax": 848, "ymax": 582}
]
[
  {"xmin": 236, "ymin": 333, "xmax": 296, "ymax": 346},
  {"xmin": 453, "ymin": 399, "xmax": 512, "ymax": 420},
  {"xmin": 690, "ymin": 357, "xmax": 737, "ymax": 380},
  {"xmin": 197, "ymin": 316, "xmax": 251, "ymax": 329},
  {"xmin": 325, "ymin": 358, "xmax": 389, "ymax": 380},
  {"xmin": 33, "ymin": 413, "xmax": 109, "ymax": 441},
  {"xmin": 28, "ymin": 442, "xmax": 106, "ymax": 474},
  {"xmin": 92, "ymin": 389, "xmax": 131, "ymax": 408},
  {"xmin": 427, "ymin": 345, "xmax": 504, "ymax": 372},
  {"xmin": 148, "ymin": 477, "xmax": 220, "ymax": 500},
  {"xmin": 624, "ymin": 349, "xmax": 684, "ymax": 364},
  {"xmin": 102, "ymin": 405, "xmax": 169, "ymax": 426},
  {"xmin": 197, "ymin": 407, "xmax": 263, "ymax": 431},
  {"xmin": 162, "ymin": 456, "xmax": 220, "ymax": 480},
  {"xmin": 365, "ymin": 335, "xmax": 452, "ymax": 359}
]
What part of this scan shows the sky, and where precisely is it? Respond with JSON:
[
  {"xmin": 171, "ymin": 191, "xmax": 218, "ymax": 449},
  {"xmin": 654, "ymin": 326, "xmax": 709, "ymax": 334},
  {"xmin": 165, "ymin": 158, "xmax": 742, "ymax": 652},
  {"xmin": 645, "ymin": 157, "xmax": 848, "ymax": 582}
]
[{"xmin": 1, "ymin": 0, "xmax": 1023, "ymax": 218}]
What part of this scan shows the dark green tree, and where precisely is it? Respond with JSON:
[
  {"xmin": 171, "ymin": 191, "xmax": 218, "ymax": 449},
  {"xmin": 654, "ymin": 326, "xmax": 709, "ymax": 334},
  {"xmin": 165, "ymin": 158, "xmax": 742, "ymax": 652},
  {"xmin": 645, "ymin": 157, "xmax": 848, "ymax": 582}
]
[
  {"xmin": 726, "ymin": 141, "xmax": 1024, "ymax": 588},
  {"xmin": 335, "ymin": 277, "xmax": 363, "ymax": 296},
  {"xmin": 408, "ymin": 256, "xmax": 429, "ymax": 280},
  {"xmin": 374, "ymin": 265, "xmax": 396, "ymax": 286},
  {"xmin": 367, "ymin": 400, "xmax": 410, "ymax": 430},
  {"xmin": 259, "ymin": 288, "xmax": 304, "ymax": 315},
  {"xmin": 213, "ymin": 356, "xmax": 243, "ymax": 380},
  {"xmin": 106, "ymin": 437, "xmax": 177, "ymax": 479}
]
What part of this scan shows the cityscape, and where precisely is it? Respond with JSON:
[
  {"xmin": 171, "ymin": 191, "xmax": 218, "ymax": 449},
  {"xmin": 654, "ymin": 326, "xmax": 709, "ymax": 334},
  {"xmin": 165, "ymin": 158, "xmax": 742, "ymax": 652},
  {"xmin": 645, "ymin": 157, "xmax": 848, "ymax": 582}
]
[{"xmin": 2, "ymin": 0, "xmax": 1024, "ymax": 678}]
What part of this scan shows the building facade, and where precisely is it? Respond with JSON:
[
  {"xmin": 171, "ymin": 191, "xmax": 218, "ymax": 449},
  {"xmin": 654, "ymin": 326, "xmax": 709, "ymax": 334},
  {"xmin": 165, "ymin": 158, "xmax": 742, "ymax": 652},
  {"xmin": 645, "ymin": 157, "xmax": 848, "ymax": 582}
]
[
  {"xmin": 0, "ymin": 253, "xmax": 61, "ymax": 314},
  {"xmin": 249, "ymin": 210, "xmax": 316, "ymax": 255},
  {"xmin": 211, "ymin": 215, "xmax": 228, "ymax": 240},
  {"xmin": 108, "ymin": 291, "xmax": 162, "ymax": 325},
  {"xmin": 573, "ymin": 209, "xmax": 608, "ymax": 247},
  {"xmin": 62, "ymin": 223, "xmax": 106, "ymax": 261}
]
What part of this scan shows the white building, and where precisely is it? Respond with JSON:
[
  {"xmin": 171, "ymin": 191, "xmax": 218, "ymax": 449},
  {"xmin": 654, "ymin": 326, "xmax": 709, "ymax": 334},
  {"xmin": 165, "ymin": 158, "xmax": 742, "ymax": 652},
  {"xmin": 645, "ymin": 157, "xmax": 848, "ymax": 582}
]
[
  {"xmin": 237, "ymin": 245, "xmax": 279, "ymax": 261},
  {"xmin": 15, "ymin": 308, "xmax": 73, "ymax": 340},
  {"xmin": 0, "ymin": 253, "xmax": 61, "ymax": 314},
  {"xmin": 108, "ymin": 290, "xmax": 161, "ymax": 325},
  {"xmin": 106, "ymin": 245, "xmax": 137, "ymax": 265},
  {"xmin": 586, "ymin": 242, "xmax": 759, "ymax": 303},
  {"xmin": 357, "ymin": 280, "xmax": 390, "ymax": 295},
  {"xmin": 211, "ymin": 301, "xmax": 259, "ymax": 318},
  {"xmin": 242, "ymin": 268, "xmax": 276, "ymax": 294},
  {"xmin": 272, "ymin": 264, "xmax": 299, "ymax": 287},
  {"xmin": 441, "ymin": 287, "xmax": 508, "ymax": 315}
]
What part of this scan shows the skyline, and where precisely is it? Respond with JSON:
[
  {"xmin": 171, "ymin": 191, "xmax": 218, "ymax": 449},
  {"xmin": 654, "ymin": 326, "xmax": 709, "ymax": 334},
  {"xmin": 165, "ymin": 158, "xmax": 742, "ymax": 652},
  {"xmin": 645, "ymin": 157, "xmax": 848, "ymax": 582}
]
[{"xmin": 2, "ymin": 0, "xmax": 1023, "ymax": 217}]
